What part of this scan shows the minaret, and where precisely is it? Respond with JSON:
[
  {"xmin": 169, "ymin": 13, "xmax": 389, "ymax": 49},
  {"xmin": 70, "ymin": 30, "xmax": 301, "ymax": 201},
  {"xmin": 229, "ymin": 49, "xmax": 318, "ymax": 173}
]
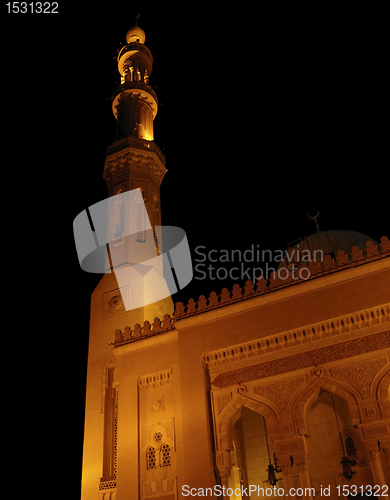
[
  {"xmin": 101, "ymin": 22, "xmax": 174, "ymax": 321},
  {"xmin": 104, "ymin": 22, "xmax": 164, "ymax": 231},
  {"xmin": 81, "ymin": 24, "xmax": 174, "ymax": 500}
]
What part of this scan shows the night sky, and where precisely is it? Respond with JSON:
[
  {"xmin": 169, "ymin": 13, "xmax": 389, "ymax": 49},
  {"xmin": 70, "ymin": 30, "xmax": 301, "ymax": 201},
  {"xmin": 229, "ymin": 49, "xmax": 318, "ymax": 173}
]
[{"xmin": 3, "ymin": 4, "xmax": 388, "ymax": 493}]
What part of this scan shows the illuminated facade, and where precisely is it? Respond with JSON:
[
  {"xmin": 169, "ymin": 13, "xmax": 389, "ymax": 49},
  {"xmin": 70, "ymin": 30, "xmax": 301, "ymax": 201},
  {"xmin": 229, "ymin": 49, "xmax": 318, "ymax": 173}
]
[{"xmin": 80, "ymin": 24, "xmax": 390, "ymax": 500}]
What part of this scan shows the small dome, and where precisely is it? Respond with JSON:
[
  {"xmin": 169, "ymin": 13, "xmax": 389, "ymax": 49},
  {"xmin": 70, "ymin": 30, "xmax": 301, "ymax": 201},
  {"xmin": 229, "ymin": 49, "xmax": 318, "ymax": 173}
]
[
  {"xmin": 292, "ymin": 230, "xmax": 374, "ymax": 256},
  {"xmin": 278, "ymin": 229, "xmax": 376, "ymax": 269},
  {"xmin": 126, "ymin": 26, "xmax": 146, "ymax": 44}
]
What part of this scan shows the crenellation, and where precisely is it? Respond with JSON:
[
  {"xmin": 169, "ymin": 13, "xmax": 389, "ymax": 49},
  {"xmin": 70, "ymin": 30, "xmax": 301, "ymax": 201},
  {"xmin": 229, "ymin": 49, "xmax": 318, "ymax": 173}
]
[
  {"xmin": 168, "ymin": 238, "xmax": 389, "ymax": 321},
  {"xmin": 113, "ymin": 314, "xmax": 174, "ymax": 346}
]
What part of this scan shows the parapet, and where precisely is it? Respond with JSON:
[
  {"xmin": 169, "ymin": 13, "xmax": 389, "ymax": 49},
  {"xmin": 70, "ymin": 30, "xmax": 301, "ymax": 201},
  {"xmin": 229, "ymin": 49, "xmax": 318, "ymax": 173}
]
[{"xmin": 113, "ymin": 236, "xmax": 390, "ymax": 347}]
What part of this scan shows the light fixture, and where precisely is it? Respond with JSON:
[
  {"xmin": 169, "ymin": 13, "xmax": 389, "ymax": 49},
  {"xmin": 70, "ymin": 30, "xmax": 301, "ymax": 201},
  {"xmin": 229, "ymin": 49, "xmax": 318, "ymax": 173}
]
[
  {"xmin": 330, "ymin": 393, "xmax": 356, "ymax": 480},
  {"xmin": 263, "ymin": 417, "xmax": 281, "ymax": 485}
]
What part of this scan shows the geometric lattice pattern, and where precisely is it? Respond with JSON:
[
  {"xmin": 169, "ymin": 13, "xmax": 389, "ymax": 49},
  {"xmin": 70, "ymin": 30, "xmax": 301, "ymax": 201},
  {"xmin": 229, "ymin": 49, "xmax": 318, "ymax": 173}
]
[
  {"xmin": 346, "ymin": 436, "xmax": 357, "ymax": 458},
  {"xmin": 161, "ymin": 444, "xmax": 171, "ymax": 467},
  {"xmin": 147, "ymin": 446, "xmax": 157, "ymax": 469}
]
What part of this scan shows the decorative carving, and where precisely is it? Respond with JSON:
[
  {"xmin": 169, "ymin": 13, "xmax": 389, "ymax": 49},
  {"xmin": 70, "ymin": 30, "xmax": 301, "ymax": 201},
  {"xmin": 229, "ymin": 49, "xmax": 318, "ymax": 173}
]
[
  {"xmin": 244, "ymin": 279, "xmax": 255, "ymax": 296},
  {"xmin": 211, "ymin": 331, "xmax": 390, "ymax": 388},
  {"xmin": 151, "ymin": 397, "xmax": 164, "ymax": 413},
  {"xmin": 143, "ymin": 477, "xmax": 176, "ymax": 499},
  {"xmin": 322, "ymin": 253, "xmax": 335, "ymax": 271},
  {"xmin": 174, "ymin": 302, "xmax": 185, "ymax": 318},
  {"xmin": 380, "ymin": 236, "xmax": 390, "ymax": 253},
  {"xmin": 208, "ymin": 291, "xmax": 219, "ymax": 307},
  {"xmin": 274, "ymin": 437, "xmax": 305, "ymax": 455},
  {"xmin": 197, "ymin": 295, "xmax": 208, "ymax": 310},
  {"xmin": 351, "ymin": 245, "xmax": 365, "ymax": 262},
  {"xmin": 141, "ymin": 418, "xmax": 175, "ymax": 451},
  {"xmin": 362, "ymin": 423, "xmax": 389, "ymax": 439},
  {"xmin": 219, "ymin": 288, "xmax": 231, "ymax": 304},
  {"xmin": 138, "ymin": 368, "xmax": 173, "ymax": 390},
  {"xmin": 186, "ymin": 298, "xmax": 196, "ymax": 314},
  {"xmin": 331, "ymin": 358, "xmax": 388, "ymax": 398},
  {"xmin": 256, "ymin": 276, "xmax": 268, "ymax": 293},
  {"xmin": 336, "ymin": 250, "xmax": 350, "ymax": 267},
  {"xmin": 365, "ymin": 241, "xmax": 379, "ymax": 258},
  {"xmin": 103, "ymin": 288, "xmax": 127, "ymax": 319},
  {"xmin": 114, "ymin": 314, "xmax": 174, "ymax": 346},
  {"xmin": 312, "ymin": 367, "xmax": 324, "ymax": 377},
  {"xmin": 231, "ymin": 283, "xmax": 243, "ymax": 300},
  {"xmin": 216, "ymin": 393, "xmax": 232, "ymax": 414},
  {"xmin": 237, "ymin": 384, "xmax": 247, "ymax": 395},
  {"xmin": 253, "ymin": 377, "xmax": 305, "ymax": 414}
]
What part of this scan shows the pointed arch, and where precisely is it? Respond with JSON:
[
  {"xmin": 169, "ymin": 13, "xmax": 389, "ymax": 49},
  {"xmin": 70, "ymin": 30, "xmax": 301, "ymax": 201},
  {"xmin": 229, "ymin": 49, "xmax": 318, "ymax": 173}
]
[
  {"xmin": 377, "ymin": 368, "xmax": 390, "ymax": 419},
  {"xmin": 217, "ymin": 393, "xmax": 280, "ymax": 451},
  {"xmin": 292, "ymin": 376, "xmax": 361, "ymax": 434}
]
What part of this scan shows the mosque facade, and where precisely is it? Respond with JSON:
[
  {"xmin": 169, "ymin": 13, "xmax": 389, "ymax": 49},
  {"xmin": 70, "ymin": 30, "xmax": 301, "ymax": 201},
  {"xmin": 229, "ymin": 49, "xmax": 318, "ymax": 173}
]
[{"xmin": 80, "ymin": 24, "xmax": 390, "ymax": 500}]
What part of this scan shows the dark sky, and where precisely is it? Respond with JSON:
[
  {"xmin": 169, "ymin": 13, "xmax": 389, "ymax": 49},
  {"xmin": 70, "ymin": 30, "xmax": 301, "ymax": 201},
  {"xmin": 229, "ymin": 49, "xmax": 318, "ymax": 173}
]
[{"xmin": 3, "ymin": 4, "xmax": 388, "ymax": 493}]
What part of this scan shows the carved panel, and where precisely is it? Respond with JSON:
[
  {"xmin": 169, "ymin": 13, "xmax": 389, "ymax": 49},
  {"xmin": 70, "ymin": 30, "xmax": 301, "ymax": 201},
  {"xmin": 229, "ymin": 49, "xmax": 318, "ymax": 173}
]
[
  {"xmin": 103, "ymin": 287, "xmax": 128, "ymax": 319},
  {"xmin": 212, "ymin": 331, "xmax": 390, "ymax": 388},
  {"xmin": 274, "ymin": 437, "xmax": 306, "ymax": 456},
  {"xmin": 143, "ymin": 476, "xmax": 176, "ymax": 499},
  {"xmin": 362, "ymin": 422, "xmax": 390, "ymax": 439},
  {"xmin": 151, "ymin": 397, "xmax": 164, "ymax": 413},
  {"xmin": 216, "ymin": 393, "xmax": 232, "ymax": 414},
  {"xmin": 253, "ymin": 376, "xmax": 305, "ymax": 414},
  {"xmin": 141, "ymin": 418, "xmax": 175, "ymax": 451},
  {"xmin": 331, "ymin": 358, "xmax": 387, "ymax": 397}
]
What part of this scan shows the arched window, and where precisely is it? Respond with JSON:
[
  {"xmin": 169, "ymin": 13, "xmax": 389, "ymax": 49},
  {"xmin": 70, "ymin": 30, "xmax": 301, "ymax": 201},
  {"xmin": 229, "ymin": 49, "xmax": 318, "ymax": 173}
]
[
  {"xmin": 161, "ymin": 444, "xmax": 171, "ymax": 467},
  {"xmin": 147, "ymin": 446, "xmax": 156, "ymax": 469}
]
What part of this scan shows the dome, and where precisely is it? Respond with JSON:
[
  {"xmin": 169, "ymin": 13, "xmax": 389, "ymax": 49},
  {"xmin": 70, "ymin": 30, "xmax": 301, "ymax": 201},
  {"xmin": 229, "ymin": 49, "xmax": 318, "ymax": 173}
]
[
  {"xmin": 126, "ymin": 26, "xmax": 146, "ymax": 44},
  {"xmin": 278, "ymin": 229, "xmax": 376, "ymax": 269}
]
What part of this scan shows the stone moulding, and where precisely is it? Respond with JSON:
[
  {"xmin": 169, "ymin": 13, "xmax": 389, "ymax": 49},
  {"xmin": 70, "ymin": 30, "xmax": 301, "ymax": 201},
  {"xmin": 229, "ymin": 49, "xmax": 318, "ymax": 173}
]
[
  {"xmin": 112, "ymin": 237, "xmax": 389, "ymax": 348},
  {"xmin": 202, "ymin": 303, "xmax": 390, "ymax": 370},
  {"xmin": 210, "ymin": 330, "xmax": 390, "ymax": 388}
]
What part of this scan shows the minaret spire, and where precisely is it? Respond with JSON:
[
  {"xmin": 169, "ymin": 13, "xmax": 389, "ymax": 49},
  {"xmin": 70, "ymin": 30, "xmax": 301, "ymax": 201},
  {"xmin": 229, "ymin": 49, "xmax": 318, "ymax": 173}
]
[
  {"xmin": 102, "ymin": 23, "xmax": 171, "ymax": 315},
  {"xmin": 111, "ymin": 20, "xmax": 157, "ymax": 141}
]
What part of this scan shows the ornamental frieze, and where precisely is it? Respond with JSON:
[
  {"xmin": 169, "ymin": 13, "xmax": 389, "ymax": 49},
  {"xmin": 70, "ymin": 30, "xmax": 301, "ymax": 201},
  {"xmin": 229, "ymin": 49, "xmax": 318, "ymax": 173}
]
[
  {"xmin": 331, "ymin": 357, "xmax": 388, "ymax": 398},
  {"xmin": 211, "ymin": 331, "xmax": 390, "ymax": 388},
  {"xmin": 253, "ymin": 376, "xmax": 305, "ymax": 414}
]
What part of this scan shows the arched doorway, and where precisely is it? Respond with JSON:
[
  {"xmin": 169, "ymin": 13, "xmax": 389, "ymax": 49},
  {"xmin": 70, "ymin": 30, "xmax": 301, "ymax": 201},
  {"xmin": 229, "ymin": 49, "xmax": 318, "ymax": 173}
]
[
  {"xmin": 227, "ymin": 408, "xmax": 285, "ymax": 499},
  {"xmin": 306, "ymin": 390, "xmax": 367, "ymax": 496}
]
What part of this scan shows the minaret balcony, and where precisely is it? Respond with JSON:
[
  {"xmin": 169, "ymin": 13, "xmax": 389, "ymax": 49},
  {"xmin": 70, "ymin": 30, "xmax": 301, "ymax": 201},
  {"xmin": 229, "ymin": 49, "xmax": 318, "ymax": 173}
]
[{"xmin": 111, "ymin": 82, "xmax": 158, "ymax": 120}]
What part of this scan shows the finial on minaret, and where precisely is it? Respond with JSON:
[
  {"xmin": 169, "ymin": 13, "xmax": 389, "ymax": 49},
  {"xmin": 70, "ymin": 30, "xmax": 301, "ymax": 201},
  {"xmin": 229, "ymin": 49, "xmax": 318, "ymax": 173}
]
[
  {"xmin": 126, "ymin": 15, "xmax": 146, "ymax": 44},
  {"xmin": 308, "ymin": 210, "xmax": 321, "ymax": 232}
]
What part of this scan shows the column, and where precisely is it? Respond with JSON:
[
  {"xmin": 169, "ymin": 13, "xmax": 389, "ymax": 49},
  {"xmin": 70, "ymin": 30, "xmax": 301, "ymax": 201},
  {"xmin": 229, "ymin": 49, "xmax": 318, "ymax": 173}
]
[
  {"xmin": 277, "ymin": 456, "xmax": 296, "ymax": 499},
  {"xmin": 381, "ymin": 439, "xmax": 390, "ymax": 469},
  {"xmin": 295, "ymin": 453, "xmax": 314, "ymax": 500},
  {"xmin": 363, "ymin": 441, "xmax": 388, "ymax": 496},
  {"xmin": 216, "ymin": 450, "xmax": 232, "ymax": 500},
  {"xmin": 217, "ymin": 468, "xmax": 230, "ymax": 500}
]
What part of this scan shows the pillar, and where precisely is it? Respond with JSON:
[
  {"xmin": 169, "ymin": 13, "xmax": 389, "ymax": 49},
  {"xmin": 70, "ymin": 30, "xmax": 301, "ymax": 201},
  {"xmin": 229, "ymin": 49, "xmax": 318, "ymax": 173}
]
[
  {"xmin": 216, "ymin": 450, "xmax": 232, "ymax": 500},
  {"xmin": 363, "ymin": 441, "xmax": 388, "ymax": 496},
  {"xmin": 381, "ymin": 439, "xmax": 390, "ymax": 469},
  {"xmin": 295, "ymin": 453, "xmax": 314, "ymax": 500},
  {"xmin": 277, "ymin": 455, "xmax": 296, "ymax": 499},
  {"xmin": 217, "ymin": 468, "xmax": 230, "ymax": 500}
]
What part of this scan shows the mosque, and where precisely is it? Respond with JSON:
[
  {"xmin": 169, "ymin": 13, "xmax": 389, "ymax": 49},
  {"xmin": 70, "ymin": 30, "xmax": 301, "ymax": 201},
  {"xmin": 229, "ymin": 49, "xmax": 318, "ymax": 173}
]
[{"xmin": 79, "ymin": 23, "xmax": 390, "ymax": 500}]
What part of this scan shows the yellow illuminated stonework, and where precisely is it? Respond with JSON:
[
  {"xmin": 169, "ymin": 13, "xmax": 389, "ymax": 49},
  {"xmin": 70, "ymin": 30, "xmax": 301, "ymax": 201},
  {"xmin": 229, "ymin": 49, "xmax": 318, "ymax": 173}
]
[{"xmin": 80, "ymin": 22, "xmax": 390, "ymax": 500}]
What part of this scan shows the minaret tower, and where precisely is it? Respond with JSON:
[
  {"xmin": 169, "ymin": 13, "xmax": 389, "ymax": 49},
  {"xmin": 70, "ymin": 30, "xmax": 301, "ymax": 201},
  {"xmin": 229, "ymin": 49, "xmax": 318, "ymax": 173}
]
[
  {"xmin": 81, "ymin": 23, "xmax": 174, "ymax": 500},
  {"xmin": 101, "ymin": 22, "xmax": 174, "ymax": 321},
  {"xmin": 103, "ymin": 22, "xmax": 165, "ymax": 234}
]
